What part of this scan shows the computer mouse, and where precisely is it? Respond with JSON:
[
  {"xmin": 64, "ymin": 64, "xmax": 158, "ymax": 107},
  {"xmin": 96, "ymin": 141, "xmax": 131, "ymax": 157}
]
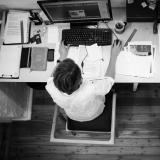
[{"xmin": 115, "ymin": 39, "xmax": 120, "ymax": 44}]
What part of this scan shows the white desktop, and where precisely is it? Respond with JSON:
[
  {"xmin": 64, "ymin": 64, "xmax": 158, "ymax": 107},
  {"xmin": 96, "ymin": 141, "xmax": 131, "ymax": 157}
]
[
  {"xmin": 0, "ymin": 3, "xmax": 160, "ymax": 121},
  {"xmin": 0, "ymin": 8, "xmax": 159, "ymax": 84}
]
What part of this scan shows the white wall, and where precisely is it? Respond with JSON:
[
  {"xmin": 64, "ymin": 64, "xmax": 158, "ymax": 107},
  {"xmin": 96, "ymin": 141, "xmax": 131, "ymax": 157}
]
[{"xmin": 0, "ymin": 0, "xmax": 126, "ymax": 10}]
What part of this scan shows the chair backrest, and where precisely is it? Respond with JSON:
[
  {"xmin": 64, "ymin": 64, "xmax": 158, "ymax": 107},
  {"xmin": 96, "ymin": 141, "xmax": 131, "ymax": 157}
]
[
  {"xmin": 50, "ymin": 93, "xmax": 117, "ymax": 145},
  {"xmin": 67, "ymin": 91, "xmax": 114, "ymax": 132}
]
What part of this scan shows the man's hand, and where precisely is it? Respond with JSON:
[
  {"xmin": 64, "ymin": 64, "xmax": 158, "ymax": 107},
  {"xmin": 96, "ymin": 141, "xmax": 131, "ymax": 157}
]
[
  {"xmin": 111, "ymin": 39, "xmax": 122, "ymax": 58},
  {"xmin": 59, "ymin": 41, "xmax": 70, "ymax": 61}
]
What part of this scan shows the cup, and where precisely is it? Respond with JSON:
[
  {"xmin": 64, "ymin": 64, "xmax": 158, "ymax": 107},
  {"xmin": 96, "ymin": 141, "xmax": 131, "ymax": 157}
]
[{"xmin": 114, "ymin": 21, "xmax": 126, "ymax": 34}]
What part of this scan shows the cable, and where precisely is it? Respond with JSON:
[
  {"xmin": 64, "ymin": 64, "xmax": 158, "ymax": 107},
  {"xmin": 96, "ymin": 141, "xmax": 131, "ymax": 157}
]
[{"xmin": 81, "ymin": 45, "xmax": 89, "ymax": 74}]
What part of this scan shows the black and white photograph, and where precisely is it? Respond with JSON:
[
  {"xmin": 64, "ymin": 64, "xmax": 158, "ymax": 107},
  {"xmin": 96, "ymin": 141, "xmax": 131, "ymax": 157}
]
[{"xmin": 0, "ymin": 0, "xmax": 160, "ymax": 160}]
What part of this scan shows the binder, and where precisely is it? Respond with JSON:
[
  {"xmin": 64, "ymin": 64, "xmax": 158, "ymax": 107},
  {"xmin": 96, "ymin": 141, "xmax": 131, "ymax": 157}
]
[
  {"xmin": 3, "ymin": 10, "xmax": 30, "ymax": 44},
  {"xmin": 0, "ymin": 45, "xmax": 22, "ymax": 78},
  {"xmin": 20, "ymin": 47, "xmax": 31, "ymax": 68}
]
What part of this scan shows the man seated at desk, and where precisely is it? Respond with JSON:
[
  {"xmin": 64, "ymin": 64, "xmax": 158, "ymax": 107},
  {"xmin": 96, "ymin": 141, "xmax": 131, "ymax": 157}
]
[{"xmin": 45, "ymin": 39, "xmax": 122, "ymax": 122}]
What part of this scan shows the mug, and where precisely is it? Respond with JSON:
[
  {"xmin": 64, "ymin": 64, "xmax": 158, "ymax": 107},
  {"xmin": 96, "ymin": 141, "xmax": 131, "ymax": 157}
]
[{"xmin": 114, "ymin": 21, "xmax": 127, "ymax": 34}]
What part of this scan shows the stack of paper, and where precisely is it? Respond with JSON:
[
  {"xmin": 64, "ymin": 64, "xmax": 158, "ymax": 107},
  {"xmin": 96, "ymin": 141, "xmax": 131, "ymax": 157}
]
[
  {"xmin": 0, "ymin": 45, "xmax": 22, "ymax": 78},
  {"xmin": 67, "ymin": 44, "xmax": 103, "ymax": 79},
  {"xmin": 116, "ymin": 41, "xmax": 155, "ymax": 78},
  {"xmin": 83, "ymin": 44, "xmax": 103, "ymax": 78},
  {"xmin": 4, "ymin": 10, "xmax": 30, "ymax": 44}
]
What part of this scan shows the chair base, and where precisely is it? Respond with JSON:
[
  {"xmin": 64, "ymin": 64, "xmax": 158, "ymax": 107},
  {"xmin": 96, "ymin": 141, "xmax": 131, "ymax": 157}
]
[{"xmin": 50, "ymin": 93, "xmax": 117, "ymax": 145}]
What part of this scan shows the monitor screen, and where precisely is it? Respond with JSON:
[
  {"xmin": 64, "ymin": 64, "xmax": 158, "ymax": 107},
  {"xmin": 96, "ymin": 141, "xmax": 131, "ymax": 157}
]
[{"xmin": 37, "ymin": 0, "xmax": 112, "ymax": 23}]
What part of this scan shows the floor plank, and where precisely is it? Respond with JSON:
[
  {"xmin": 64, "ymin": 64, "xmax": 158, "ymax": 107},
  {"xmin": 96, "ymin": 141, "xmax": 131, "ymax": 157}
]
[{"xmin": 7, "ymin": 84, "xmax": 160, "ymax": 159}]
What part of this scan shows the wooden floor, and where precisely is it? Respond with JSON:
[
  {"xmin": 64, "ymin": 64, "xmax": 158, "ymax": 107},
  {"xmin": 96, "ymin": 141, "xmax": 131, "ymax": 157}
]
[{"xmin": 3, "ymin": 84, "xmax": 160, "ymax": 159}]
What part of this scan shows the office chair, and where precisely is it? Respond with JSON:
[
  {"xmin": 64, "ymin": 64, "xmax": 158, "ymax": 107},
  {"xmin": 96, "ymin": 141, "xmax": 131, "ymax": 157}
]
[{"xmin": 50, "ymin": 91, "xmax": 117, "ymax": 145}]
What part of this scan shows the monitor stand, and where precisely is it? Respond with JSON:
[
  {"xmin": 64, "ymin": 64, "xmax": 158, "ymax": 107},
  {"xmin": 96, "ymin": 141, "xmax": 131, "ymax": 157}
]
[{"xmin": 70, "ymin": 21, "xmax": 98, "ymax": 28}]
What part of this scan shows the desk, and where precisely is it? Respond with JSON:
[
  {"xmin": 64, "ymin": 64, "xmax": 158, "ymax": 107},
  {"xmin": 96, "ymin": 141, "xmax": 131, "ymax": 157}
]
[
  {"xmin": 0, "ymin": 8, "xmax": 159, "ymax": 84},
  {"xmin": 0, "ymin": 8, "xmax": 159, "ymax": 121}
]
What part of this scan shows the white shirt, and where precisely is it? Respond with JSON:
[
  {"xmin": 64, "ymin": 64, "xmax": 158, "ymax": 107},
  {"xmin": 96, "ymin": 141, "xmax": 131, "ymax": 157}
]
[{"xmin": 45, "ymin": 76, "xmax": 114, "ymax": 122}]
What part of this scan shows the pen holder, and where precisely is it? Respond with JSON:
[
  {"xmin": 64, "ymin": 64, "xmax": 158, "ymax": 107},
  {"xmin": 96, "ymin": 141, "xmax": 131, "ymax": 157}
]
[{"xmin": 114, "ymin": 21, "xmax": 127, "ymax": 34}]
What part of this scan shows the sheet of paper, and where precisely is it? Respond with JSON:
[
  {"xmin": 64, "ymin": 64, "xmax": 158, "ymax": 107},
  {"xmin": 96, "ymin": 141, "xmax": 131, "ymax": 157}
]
[
  {"xmin": 116, "ymin": 51, "xmax": 154, "ymax": 78},
  {"xmin": 47, "ymin": 25, "xmax": 59, "ymax": 43},
  {"xmin": 4, "ymin": 10, "xmax": 30, "ymax": 44},
  {"xmin": 0, "ymin": 45, "xmax": 22, "ymax": 78},
  {"xmin": 67, "ymin": 47, "xmax": 80, "ymax": 65},
  {"xmin": 83, "ymin": 44, "xmax": 103, "ymax": 78},
  {"xmin": 86, "ymin": 44, "xmax": 102, "ymax": 61},
  {"xmin": 67, "ymin": 44, "xmax": 103, "ymax": 79},
  {"xmin": 82, "ymin": 60, "xmax": 102, "ymax": 79},
  {"xmin": 67, "ymin": 45, "xmax": 88, "ymax": 67}
]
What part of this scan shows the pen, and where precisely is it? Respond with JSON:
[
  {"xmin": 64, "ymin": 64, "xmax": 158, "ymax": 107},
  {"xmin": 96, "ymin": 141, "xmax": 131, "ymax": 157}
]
[
  {"xmin": 20, "ymin": 20, "xmax": 24, "ymax": 43},
  {"xmin": 27, "ymin": 47, "xmax": 31, "ymax": 67}
]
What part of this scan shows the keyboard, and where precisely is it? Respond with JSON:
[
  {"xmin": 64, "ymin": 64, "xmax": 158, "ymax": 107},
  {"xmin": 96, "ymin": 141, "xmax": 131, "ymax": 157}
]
[{"xmin": 62, "ymin": 28, "xmax": 112, "ymax": 46}]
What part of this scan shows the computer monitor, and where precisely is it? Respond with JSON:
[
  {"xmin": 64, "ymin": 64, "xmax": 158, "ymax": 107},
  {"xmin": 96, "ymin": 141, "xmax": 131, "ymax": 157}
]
[{"xmin": 37, "ymin": 0, "xmax": 112, "ymax": 25}]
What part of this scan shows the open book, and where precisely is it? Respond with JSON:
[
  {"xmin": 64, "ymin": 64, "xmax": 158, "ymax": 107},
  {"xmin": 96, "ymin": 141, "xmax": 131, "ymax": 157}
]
[
  {"xmin": 4, "ymin": 10, "xmax": 30, "ymax": 44},
  {"xmin": 116, "ymin": 41, "xmax": 155, "ymax": 78}
]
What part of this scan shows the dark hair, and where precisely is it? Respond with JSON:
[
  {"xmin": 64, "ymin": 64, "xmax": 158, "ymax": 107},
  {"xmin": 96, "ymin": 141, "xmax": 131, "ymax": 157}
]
[{"xmin": 53, "ymin": 58, "xmax": 82, "ymax": 95}]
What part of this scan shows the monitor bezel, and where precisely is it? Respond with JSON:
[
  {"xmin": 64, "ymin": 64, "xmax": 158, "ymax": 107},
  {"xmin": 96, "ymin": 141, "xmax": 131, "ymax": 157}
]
[{"xmin": 37, "ymin": 0, "xmax": 113, "ymax": 24}]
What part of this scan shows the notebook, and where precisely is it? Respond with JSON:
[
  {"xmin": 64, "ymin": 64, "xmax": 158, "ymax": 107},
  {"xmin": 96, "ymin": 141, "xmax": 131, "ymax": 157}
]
[
  {"xmin": 0, "ymin": 45, "xmax": 22, "ymax": 78},
  {"xmin": 4, "ymin": 10, "xmax": 30, "ymax": 44},
  {"xmin": 30, "ymin": 47, "xmax": 48, "ymax": 71},
  {"xmin": 116, "ymin": 43, "xmax": 155, "ymax": 78}
]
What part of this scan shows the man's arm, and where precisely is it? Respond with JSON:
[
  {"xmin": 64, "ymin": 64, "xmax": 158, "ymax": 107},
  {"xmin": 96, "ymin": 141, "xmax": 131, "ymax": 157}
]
[
  {"xmin": 105, "ymin": 39, "xmax": 122, "ymax": 79},
  {"xmin": 51, "ymin": 41, "xmax": 70, "ymax": 76},
  {"xmin": 58, "ymin": 41, "xmax": 70, "ymax": 61}
]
